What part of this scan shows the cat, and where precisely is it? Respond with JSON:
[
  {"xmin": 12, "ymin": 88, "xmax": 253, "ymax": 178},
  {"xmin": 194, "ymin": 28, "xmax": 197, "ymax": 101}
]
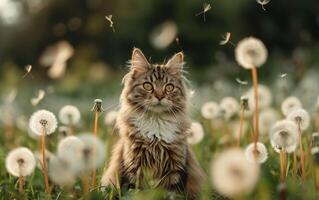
[{"xmin": 101, "ymin": 48, "xmax": 205, "ymax": 198}]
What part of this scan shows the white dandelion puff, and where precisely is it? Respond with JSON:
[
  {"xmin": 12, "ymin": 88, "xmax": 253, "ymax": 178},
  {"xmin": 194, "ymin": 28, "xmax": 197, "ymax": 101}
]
[
  {"xmin": 104, "ymin": 110, "xmax": 118, "ymax": 126},
  {"xmin": 245, "ymin": 142, "xmax": 268, "ymax": 164},
  {"xmin": 150, "ymin": 21, "xmax": 178, "ymax": 50},
  {"xmin": 201, "ymin": 101, "xmax": 220, "ymax": 119},
  {"xmin": 57, "ymin": 136, "xmax": 84, "ymax": 172},
  {"xmin": 187, "ymin": 122, "xmax": 204, "ymax": 145},
  {"xmin": 287, "ymin": 108, "xmax": 310, "ymax": 131},
  {"xmin": 210, "ymin": 148, "xmax": 260, "ymax": 198},
  {"xmin": 29, "ymin": 109, "xmax": 58, "ymax": 135},
  {"xmin": 269, "ymin": 120, "xmax": 299, "ymax": 153},
  {"xmin": 77, "ymin": 134, "xmax": 106, "ymax": 172},
  {"xmin": 219, "ymin": 97, "xmax": 239, "ymax": 120},
  {"xmin": 246, "ymin": 84, "xmax": 272, "ymax": 110},
  {"xmin": 259, "ymin": 108, "xmax": 280, "ymax": 136},
  {"xmin": 235, "ymin": 37, "xmax": 268, "ymax": 69},
  {"xmin": 48, "ymin": 157, "xmax": 77, "ymax": 187},
  {"xmin": 281, "ymin": 96, "xmax": 302, "ymax": 117},
  {"xmin": 59, "ymin": 105, "xmax": 81, "ymax": 125},
  {"xmin": 5, "ymin": 147, "xmax": 36, "ymax": 177}
]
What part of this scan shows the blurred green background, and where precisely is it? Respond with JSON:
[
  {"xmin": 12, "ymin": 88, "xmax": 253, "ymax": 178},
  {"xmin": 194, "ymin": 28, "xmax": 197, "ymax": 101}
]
[{"xmin": 0, "ymin": 0, "xmax": 319, "ymax": 115}]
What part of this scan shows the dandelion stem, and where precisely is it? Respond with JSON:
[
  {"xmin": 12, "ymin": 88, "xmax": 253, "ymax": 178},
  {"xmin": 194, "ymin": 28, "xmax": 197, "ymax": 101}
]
[
  {"xmin": 41, "ymin": 132, "xmax": 50, "ymax": 194},
  {"xmin": 18, "ymin": 175, "xmax": 23, "ymax": 193},
  {"xmin": 251, "ymin": 67, "xmax": 259, "ymax": 154},
  {"xmin": 293, "ymin": 151, "xmax": 298, "ymax": 177},
  {"xmin": 237, "ymin": 107, "xmax": 245, "ymax": 147},
  {"xmin": 316, "ymin": 166, "xmax": 319, "ymax": 193},
  {"xmin": 82, "ymin": 175, "xmax": 90, "ymax": 195},
  {"xmin": 280, "ymin": 150, "xmax": 286, "ymax": 182},
  {"xmin": 92, "ymin": 111, "xmax": 99, "ymax": 188},
  {"xmin": 298, "ymin": 123, "xmax": 306, "ymax": 180}
]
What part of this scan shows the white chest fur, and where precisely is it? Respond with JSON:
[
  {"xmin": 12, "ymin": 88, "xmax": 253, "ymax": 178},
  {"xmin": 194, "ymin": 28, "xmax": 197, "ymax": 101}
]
[{"xmin": 132, "ymin": 115, "xmax": 179, "ymax": 143}]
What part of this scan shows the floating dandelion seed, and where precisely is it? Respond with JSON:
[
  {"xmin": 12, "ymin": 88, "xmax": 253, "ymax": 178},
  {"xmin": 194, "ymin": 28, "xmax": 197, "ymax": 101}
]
[
  {"xmin": 105, "ymin": 15, "xmax": 115, "ymax": 32},
  {"xmin": 201, "ymin": 101, "xmax": 220, "ymax": 119},
  {"xmin": 59, "ymin": 105, "xmax": 81, "ymax": 126},
  {"xmin": 269, "ymin": 120, "xmax": 299, "ymax": 153},
  {"xmin": 245, "ymin": 142, "xmax": 268, "ymax": 164},
  {"xmin": 210, "ymin": 148, "xmax": 260, "ymax": 198},
  {"xmin": 235, "ymin": 78, "xmax": 248, "ymax": 85},
  {"xmin": 39, "ymin": 41, "xmax": 74, "ymax": 79},
  {"xmin": 219, "ymin": 97, "xmax": 239, "ymax": 120},
  {"xmin": 22, "ymin": 65, "xmax": 33, "ymax": 78},
  {"xmin": 220, "ymin": 32, "xmax": 234, "ymax": 46},
  {"xmin": 31, "ymin": 89, "xmax": 46, "ymax": 106},
  {"xmin": 6, "ymin": 147, "xmax": 36, "ymax": 193},
  {"xmin": 278, "ymin": 73, "xmax": 287, "ymax": 78},
  {"xmin": 281, "ymin": 96, "xmax": 302, "ymax": 117},
  {"xmin": 256, "ymin": 0, "xmax": 271, "ymax": 11},
  {"xmin": 187, "ymin": 122, "xmax": 204, "ymax": 145},
  {"xmin": 150, "ymin": 21, "xmax": 178, "ymax": 49},
  {"xmin": 195, "ymin": 3, "xmax": 212, "ymax": 22},
  {"xmin": 104, "ymin": 110, "xmax": 118, "ymax": 127}
]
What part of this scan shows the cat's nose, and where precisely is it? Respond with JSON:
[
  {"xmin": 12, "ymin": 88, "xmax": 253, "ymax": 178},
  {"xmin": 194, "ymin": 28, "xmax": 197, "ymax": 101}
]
[
  {"xmin": 154, "ymin": 92, "xmax": 165, "ymax": 101},
  {"xmin": 155, "ymin": 95, "xmax": 164, "ymax": 101}
]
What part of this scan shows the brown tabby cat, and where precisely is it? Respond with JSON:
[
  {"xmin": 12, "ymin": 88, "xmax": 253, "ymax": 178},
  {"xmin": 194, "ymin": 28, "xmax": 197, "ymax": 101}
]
[{"xmin": 101, "ymin": 48, "xmax": 205, "ymax": 198}]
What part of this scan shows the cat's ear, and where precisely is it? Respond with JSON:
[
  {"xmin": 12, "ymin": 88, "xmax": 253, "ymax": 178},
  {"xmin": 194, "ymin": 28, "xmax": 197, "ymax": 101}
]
[
  {"xmin": 165, "ymin": 52, "xmax": 184, "ymax": 76},
  {"xmin": 131, "ymin": 48, "xmax": 150, "ymax": 73}
]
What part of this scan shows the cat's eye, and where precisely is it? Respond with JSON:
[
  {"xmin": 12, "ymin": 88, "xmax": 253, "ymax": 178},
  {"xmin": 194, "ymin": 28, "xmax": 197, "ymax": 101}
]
[
  {"xmin": 143, "ymin": 82, "xmax": 153, "ymax": 91},
  {"xmin": 165, "ymin": 84, "xmax": 174, "ymax": 92}
]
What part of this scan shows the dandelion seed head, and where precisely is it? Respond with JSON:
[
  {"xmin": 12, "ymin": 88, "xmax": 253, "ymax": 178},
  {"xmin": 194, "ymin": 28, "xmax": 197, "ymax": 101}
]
[
  {"xmin": 5, "ymin": 147, "xmax": 36, "ymax": 177},
  {"xmin": 281, "ymin": 96, "xmax": 302, "ymax": 116},
  {"xmin": 150, "ymin": 21, "xmax": 178, "ymax": 50},
  {"xmin": 77, "ymin": 134, "xmax": 106, "ymax": 171},
  {"xmin": 104, "ymin": 110, "xmax": 118, "ymax": 126},
  {"xmin": 235, "ymin": 37, "xmax": 268, "ymax": 69},
  {"xmin": 269, "ymin": 120, "xmax": 299, "ymax": 153},
  {"xmin": 219, "ymin": 97, "xmax": 239, "ymax": 120},
  {"xmin": 29, "ymin": 109, "xmax": 57, "ymax": 135},
  {"xmin": 48, "ymin": 156, "xmax": 76, "ymax": 187},
  {"xmin": 56, "ymin": 136, "xmax": 84, "ymax": 172},
  {"xmin": 187, "ymin": 122, "xmax": 204, "ymax": 145},
  {"xmin": 245, "ymin": 142, "xmax": 268, "ymax": 164},
  {"xmin": 201, "ymin": 101, "xmax": 220, "ymax": 119},
  {"xmin": 59, "ymin": 105, "xmax": 81, "ymax": 125},
  {"xmin": 210, "ymin": 148, "xmax": 260, "ymax": 198},
  {"xmin": 287, "ymin": 108, "xmax": 310, "ymax": 131}
]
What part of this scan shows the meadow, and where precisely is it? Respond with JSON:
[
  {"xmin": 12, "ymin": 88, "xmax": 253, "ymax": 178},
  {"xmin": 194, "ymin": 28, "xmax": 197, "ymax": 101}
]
[{"xmin": 1, "ymin": 0, "xmax": 319, "ymax": 200}]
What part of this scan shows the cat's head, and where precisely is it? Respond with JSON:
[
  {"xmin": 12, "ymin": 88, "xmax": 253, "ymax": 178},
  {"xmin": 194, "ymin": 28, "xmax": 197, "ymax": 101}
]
[{"xmin": 121, "ymin": 48, "xmax": 188, "ymax": 115}]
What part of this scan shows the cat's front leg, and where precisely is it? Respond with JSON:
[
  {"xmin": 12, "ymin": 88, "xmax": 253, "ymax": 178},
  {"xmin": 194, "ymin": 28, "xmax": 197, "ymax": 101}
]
[{"xmin": 101, "ymin": 139, "xmax": 124, "ymax": 189}]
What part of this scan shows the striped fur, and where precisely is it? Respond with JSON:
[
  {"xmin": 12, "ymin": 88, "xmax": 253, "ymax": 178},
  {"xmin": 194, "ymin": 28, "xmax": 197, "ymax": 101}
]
[{"xmin": 101, "ymin": 48, "xmax": 205, "ymax": 198}]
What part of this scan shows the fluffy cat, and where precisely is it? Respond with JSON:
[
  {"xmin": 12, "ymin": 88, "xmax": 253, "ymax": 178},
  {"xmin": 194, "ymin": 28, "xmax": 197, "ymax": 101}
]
[{"xmin": 101, "ymin": 48, "xmax": 205, "ymax": 198}]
